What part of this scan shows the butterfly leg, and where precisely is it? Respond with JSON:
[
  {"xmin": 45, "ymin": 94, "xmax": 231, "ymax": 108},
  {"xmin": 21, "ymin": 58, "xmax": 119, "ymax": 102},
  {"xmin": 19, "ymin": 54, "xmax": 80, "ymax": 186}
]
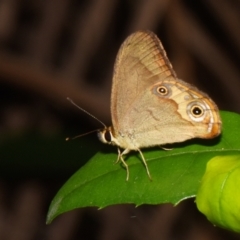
[
  {"xmin": 115, "ymin": 148, "xmax": 121, "ymax": 164},
  {"xmin": 117, "ymin": 148, "xmax": 130, "ymax": 181},
  {"xmin": 137, "ymin": 149, "xmax": 152, "ymax": 180},
  {"xmin": 160, "ymin": 146, "xmax": 173, "ymax": 151}
]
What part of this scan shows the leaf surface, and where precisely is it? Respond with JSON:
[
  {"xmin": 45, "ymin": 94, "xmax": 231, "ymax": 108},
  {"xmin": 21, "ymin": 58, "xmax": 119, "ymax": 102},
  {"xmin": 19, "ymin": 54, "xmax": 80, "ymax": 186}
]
[{"xmin": 47, "ymin": 111, "xmax": 240, "ymax": 223}]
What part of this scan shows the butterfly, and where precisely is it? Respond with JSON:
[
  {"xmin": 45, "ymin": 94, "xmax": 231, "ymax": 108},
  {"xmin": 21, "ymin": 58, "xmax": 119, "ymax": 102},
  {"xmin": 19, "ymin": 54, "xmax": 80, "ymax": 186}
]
[{"xmin": 98, "ymin": 30, "xmax": 221, "ymax": 180}]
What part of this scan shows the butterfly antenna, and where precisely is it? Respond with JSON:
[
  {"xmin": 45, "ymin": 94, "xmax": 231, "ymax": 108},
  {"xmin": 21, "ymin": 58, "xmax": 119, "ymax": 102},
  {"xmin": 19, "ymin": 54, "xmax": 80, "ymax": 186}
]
[
  {"xmin": 66, "ymin": 129, "xmax": 101, "ymax": 141},
  {"xmin": 66, "ymin": 97, "xmax": 107, "ymax": 128}
]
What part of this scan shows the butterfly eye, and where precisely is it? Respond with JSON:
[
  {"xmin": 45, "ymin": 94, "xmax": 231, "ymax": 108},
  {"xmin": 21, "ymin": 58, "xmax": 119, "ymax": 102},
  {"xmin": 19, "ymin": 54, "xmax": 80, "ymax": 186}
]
[
  {"xmin": 191, "ymin": 105, "xmax": 204, "ymax": 117},
  {"xmin": 104, "ymin": 130, "xmax": 112, "ymax": 142},
  {"xmin": 157, "ymin": 86, "xmax": 168, "ymax": 95},
  {"xmin": 98, "ymin": 128, "xmax": 112, "ymax": 144}
]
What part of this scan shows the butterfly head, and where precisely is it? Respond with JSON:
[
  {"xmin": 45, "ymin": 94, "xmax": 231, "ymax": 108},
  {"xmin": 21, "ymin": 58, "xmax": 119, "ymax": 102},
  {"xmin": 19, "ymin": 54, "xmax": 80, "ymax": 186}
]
[{"xmin": 98, "ymin": 127, "xmax": 117, "ymax": 146}]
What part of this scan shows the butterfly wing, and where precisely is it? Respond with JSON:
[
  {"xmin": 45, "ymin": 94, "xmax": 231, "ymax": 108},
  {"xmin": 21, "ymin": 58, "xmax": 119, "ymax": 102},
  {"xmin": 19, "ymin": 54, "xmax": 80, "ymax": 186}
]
[
  {"xmin": 111, "ymin": 31, "xmax": 176, "ymax": 127},
  {"xmin": 110, "ymin": 31, "xmax": 221, "ymax": 149}
]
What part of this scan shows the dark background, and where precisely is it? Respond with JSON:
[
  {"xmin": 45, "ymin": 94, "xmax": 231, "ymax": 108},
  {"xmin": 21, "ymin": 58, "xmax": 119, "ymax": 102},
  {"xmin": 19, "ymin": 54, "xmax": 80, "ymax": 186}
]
[{"xmin": 0, "ymin": 0, "xmax": 240, "ymax": 239}]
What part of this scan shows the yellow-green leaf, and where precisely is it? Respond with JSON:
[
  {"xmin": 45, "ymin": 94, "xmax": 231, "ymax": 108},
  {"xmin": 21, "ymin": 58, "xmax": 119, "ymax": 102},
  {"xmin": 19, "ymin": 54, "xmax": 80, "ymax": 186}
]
[{"xmin": 196, "ymin": 155, "xmax": 240, "ymax": 232}]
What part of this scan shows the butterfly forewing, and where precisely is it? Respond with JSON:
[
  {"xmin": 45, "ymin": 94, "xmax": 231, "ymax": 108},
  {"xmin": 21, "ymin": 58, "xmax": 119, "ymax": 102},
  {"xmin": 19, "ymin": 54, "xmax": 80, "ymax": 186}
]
[{"xmin": 111, "ymin": 31, "xmax": 177, "ymax": 130}]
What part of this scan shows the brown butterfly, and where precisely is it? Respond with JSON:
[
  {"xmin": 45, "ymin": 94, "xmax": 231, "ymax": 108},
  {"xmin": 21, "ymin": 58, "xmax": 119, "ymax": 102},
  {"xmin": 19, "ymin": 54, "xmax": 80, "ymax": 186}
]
[{"xmin": 98, "ymin": 30, "xmax": 221, "ymax": 180}]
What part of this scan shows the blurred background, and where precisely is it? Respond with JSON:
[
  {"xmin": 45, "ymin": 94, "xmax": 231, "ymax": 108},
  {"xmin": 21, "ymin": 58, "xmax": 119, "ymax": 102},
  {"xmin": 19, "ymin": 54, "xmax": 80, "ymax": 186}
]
[{"xmin": 0, "ymin": 0, "xmax": 240, "ymax": 239}]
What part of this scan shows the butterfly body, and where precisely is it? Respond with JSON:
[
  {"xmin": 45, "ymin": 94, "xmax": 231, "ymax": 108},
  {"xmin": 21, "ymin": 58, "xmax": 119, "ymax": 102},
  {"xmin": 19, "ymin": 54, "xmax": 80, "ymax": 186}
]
[{"xmin": 98, "ymin": 30, "xmax": 221, "ymax": 180}]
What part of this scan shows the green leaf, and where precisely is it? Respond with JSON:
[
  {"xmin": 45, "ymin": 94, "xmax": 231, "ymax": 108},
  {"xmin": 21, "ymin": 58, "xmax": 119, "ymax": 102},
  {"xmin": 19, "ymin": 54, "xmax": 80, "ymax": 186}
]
[
  {"xmin": 196, "ymin": 155, "xmax": 240, "ymax": 232},
  {"xmin": 47, "ymin": 111, "xmax": 240, "ymax": 223}
]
